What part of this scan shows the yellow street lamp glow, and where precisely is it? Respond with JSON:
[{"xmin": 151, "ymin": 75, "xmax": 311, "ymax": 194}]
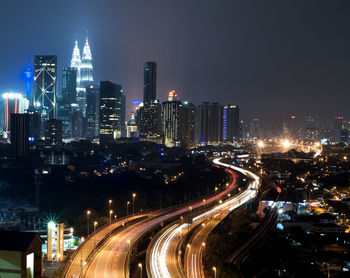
[
  {"xmin": 87, "ymin": 210, "xmax": 91, "ymax": 215},
  {"xmin": 138, "ymin": 263, "xmax": 142, "ymax": 268},
  {"xmin": 257, "ymin": 141, "xmax": 265, "ymax": 148}
]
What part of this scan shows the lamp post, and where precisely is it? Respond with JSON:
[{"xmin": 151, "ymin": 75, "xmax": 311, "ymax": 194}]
[
  {"xmin": 127, "ymin": 201, "xmax": 130, "ymax": 216},
  {"xmin": 108, "ymin": 199, "xmax": 112, "ymax": 216},
  {"xmin": 212, "ymin": 266, "xmax": 217, "ymax": 278},
  {"xmin": 109, "ymin": 210, "xmax": 113, "ymax": 226},
  {"xmin": 132, "ymin": 193, "xmax": 136, "ymax": 215},
  {"xmin": 138, "ymin": 263, "xmax": 142, "ymax": 278},
  {"xmin": 94, "ymin": 221, "xmax": 98, "ymax": 233},
  {"xmin": 86, "ymin": 210, "xmax": 91, "ymax": 236}
]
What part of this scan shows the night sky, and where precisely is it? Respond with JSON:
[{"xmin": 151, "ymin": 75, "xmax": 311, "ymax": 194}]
[{"xmin": 1, "ymin": 0, "xmax": 350, "ymax": 121}]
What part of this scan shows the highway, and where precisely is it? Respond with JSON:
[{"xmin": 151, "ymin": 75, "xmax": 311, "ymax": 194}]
[
  {"xmin": 147, "ymin": 158, "xmax": 260, "ymax": 278},
  {"xmin": 82, "ymin": 159, "xmax": 238, "ymax": 277},
  {"xmin": 62, "ymin": 214, "xmax": 146, "ymax": 278}
]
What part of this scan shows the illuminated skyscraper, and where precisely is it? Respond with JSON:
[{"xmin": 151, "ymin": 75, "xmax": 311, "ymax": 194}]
[
  {"xmin": 80, "ymin": 38, "xmax": 93, "ymax": 89},
  {"xmin": 33, "ymin": 55, "xmax": 57, "ymax": 120},
  {"xmin": 70, "ymin": 40, "xmax": 81, "ymax": 85},
  {"xmin": 223, "ymin": 105, "xmax": 240, "ymax": 141},
  {"xmin": 138, "ymin": 102, "xmax": 162, "ymax": 143},
  {"xmin": 143, "ymin": 62, "xmax": 157, "ymax": 106},
  {"xmin": 99, "ymin": 81, "xmax": 125, "ymax": 144},
  {"xmin": 70, "ymin": 37, "xmax": 93, "ymax": 114}
]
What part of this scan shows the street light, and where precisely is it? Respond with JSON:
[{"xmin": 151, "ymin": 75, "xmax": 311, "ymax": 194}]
[
  {"xmin": 109, "ymin": 210, "xmax": 113, "ymax": 226},
  {"xmin": 127, "ymin": 201, "xmax": 130, "ymax": 216},
  {"xmin": 138, "ymin": 263, "xmax": 142, "ymax": 278},
  {"xmin": 189, "ymin": 206, "xmax": 192, "ymax": 214},
  {"xmin": 86, "ymin": 210, "xmax": 91, "ymax": 236},
  {"xmin": 213, "ymin": 266, "xmax": 217, "ymax": 278},
  {"xmin": 94, "ymin": 221, "xmax": 98, "ymax": 233},
  {"xmin": 132, "ymin": 193, "xmax": 136, "ymax": 215},
  {"xmin": 108, "ymin": 199, "xmax": 112, "ymax": 215}
]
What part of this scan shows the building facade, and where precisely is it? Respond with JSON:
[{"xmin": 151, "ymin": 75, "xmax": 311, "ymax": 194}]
[
  {"xmin": 99, "ymin": 81, "xmax": 125, "ymax": 144},
  {"xmin": 223, "ymin": 105, "xmax": 240, "ymax": 142},
  {"xmin": 11, "ymin": 113, "xmax": 29, "ymax": 158},
  {"xmin": 197, "ymin": 102, "xmax": 223, "ymax": 145},
  {"xmin": 143, "ymin": 62, "xmax": 157, "ymax": 106},
  {"xmin": 85, "ymin": 85, "xmax": 100, "ymax": 139},
  {"xmin": 33, "ymin": 55, "xmax": 57, "ymax": 120}
]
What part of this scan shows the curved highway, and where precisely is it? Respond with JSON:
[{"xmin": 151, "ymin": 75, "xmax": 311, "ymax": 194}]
[
  {"xmin": 147, "ymin": 158, "xmax": 260, "ymax": 278},
  {"xmin": 82, "ymin": 160, "xmax": 238, "ymax": 277}
]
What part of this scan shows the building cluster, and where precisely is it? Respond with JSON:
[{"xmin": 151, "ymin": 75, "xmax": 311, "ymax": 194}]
[
  {"xmin": 246, "ymin": 115, "xmax": 349, "ymax": 143},
  {"xmin": 0, "ymin": 38, "xmax": 242, "ymax": 158}
]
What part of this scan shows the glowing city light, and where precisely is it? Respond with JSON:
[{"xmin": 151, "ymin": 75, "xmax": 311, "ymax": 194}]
[
  {"xmin": 281, "ymin": 139, "xmax": 291, "ymax": 149},
  {"xmin": 257, "ymin": 141, "xmax": 265, "ymax": 148}
]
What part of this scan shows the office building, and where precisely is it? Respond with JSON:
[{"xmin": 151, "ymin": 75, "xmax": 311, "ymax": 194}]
[
  {"xmin": 179, "ymin": 102, "xmax": 196, "ymax": 148},
  {"xmin": 27, "ymin": 108, "xmax": 41, "ymax": 143},
  {"xmin": 44, "ymin": 119, "xmax": 62, "ymax": 148},
  {"xmin": 138, "ymin": 102, "xmax": 162, "ymax": 143},
  {"xmin": 99, "ymin": 81, "xmax": 125, "ymax": 144},
  {"xmin": 223, "ymin": 105, "xmax": 240, "ymax": 142},
  {"xmin": 62, "ymin": 67, "xmax": 77, "ymax": 104},
  {"xmin": 11, "ymin": 113, "xmax": 29, "ymax": 158},
  {"xmin": 162, "ymin": 98, "xmax": 181, "ymax": 148},
  {"xmin": 143, "ymin": 62, "xmax": 157, "ymax": 106},
  {"xmin": 85, "ymin": 85, "xmax": 100, "ymax": 139},
  {"xmin": 197, "ymin": 102, "xmax": 223, "ymax": 145},
  {"xmin": 33, "ymin": 55, "xmax": 57, "ymax": 120}
]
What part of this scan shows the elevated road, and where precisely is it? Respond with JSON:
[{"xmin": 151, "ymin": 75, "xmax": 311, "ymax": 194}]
[
  {"xmin": 147, "ymin": 158, "xmax": 260, "ymax": 278},
  {"xmin": 82, "ymin": 160, "xmax": 238, "ymax": 277}
]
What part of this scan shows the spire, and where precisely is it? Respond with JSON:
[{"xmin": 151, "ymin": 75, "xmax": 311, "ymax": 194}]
[
  {"xmin": 71, "ymin": 40, "xmax": 81, "ymax": 68},
  {"xmin": 82, "ymin": 37, "xmax": 92, "ymax": 62}
]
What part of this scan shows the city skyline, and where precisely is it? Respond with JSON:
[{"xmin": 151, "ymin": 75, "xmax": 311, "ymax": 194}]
[{"xmin": 0, "ymin": 1, "xmax": 350, "ymax": 120}]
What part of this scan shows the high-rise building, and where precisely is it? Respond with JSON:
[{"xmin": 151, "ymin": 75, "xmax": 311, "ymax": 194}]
[
  {"xmin": 138, "ymin": 102, "xmax": 162, "ymax": 142},
  {"xmin": 99, "ymin": 81, "xmax": 125, "ymax": 144},
  {"xmin": 71, "ymin": 40, "xmax": 81, "ymax": 89},
  {"xmin": 70, "ymin": 38, "xmax": 93, "ymax": 115},
  {"xmin": 197, "ymin": 102, "xmax": 223, "ymax": 145},
  {"xmin": 27, "ymin": 108, "xmax": 41, "ymax": 143},
  {"xmin": 11, "ymin": 113, "xmax": 29, "ymax": 158},
  {"xmin": 179, "ymin": 102, "xmax": 196, "ymax": 148},
  {"xmin": 85, "ymin": 85, "xmax": 100, "ymax": 139},
  {"xmin": 33, "ymin": 55, "xmax": 57, "ymax": 120},
  {"xmin": 62, "ymin": 67, "xmax": 77, "ymax": 105},
  {"xmin": 80, "ymin": 38, "xmax": 93, "ymax": 89},
  {"xmin": 162, "ymin": 98, "xmax": 181, "ymax": 148},
  {"xmin": 44, "ymin": 119, "xmax": 62, "ymax": 148},
  {"xmin": 223, "ymin": 105, "xmax": 240, "ymax": 142},
  {"xmin": 143, "ymin": 62, "xmax": 157, "ymax": 106}
]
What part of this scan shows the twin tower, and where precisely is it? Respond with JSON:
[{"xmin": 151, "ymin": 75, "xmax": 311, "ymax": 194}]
[{"xmin": 71, "ymin": 38, "xmax": 93, "ymax": 92}]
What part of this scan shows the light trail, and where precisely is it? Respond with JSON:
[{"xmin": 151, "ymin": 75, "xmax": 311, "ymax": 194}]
[{"xmin": 147, "ymin": 158, "xmax": 261, "ymax": 278}]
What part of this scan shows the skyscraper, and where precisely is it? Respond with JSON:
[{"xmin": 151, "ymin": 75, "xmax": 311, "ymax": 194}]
[
  {"xmin": 33, "ymin": 55, "xmax": 57, "ymax": 120},
  {"xmin": 80, "ymin": 38, "xmax": 93, "ymax": 89},
  {"xmin": 62, "ymin": 67, "xmax": 77, "ymax": 104},
  {"xmin": 143, "ymin": 62, "xmax": 157, "ymax": 106},
  {"xmin": 85, "ymin": 85, "xmax": 100, "ymax": 139},
  {"xmin": 138, "ymin": 102, "xmax": 162, "ymax": 143},
  {"xmin": 70, "ymin": 37, "xmax": 93, "ymax": 114},
  {"xmin": 179, "ymin": 102, "xmax": 196, "ymax": 148},
  {"xmin": 197, "ymin": 102, "xmax": 223, "ymax": 145},
  {"xmin": 223, "ymin": 105, "xmax": 240, "ymax": 142},
  {"xmin": 162, "ymin": 98, "xmax": 181, "ymax": 148},
  {"xmin": 99, "ymin": 81, "xmax": 125, "ymax": 144}
]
